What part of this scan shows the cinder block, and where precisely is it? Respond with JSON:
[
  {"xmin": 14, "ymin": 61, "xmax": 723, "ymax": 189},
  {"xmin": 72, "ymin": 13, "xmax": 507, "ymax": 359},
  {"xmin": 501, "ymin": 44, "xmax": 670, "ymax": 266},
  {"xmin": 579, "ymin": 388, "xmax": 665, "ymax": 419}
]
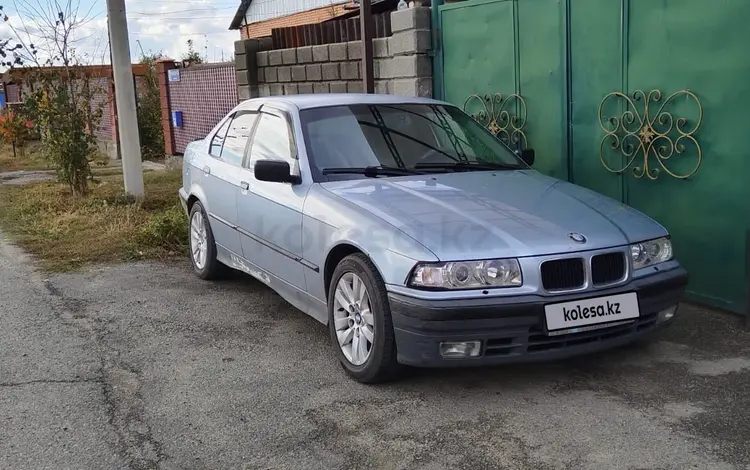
[
  {"xmin": 297, "ymin": 46, "xmax": 313, "ymax": 63},
  {"xmin": 329, "ymin": 43, "xmax": 347, "ymax": 61},
  {"xmin": 374, "ymin": 59, "xmax": 387, "ymax": 79},
  {"xmin": 268, "ymin": 50, "xmax": 282, "ymax": 65},
  {"xmin": 340, "ymin": 61, "xmax": 359, "ymax": 80},
  {"xmin": 312, "ymin": 45, "xmax": 329, "ymax": 62},
  {"xmin": 291, "ymin": 65, "xmax": 306, "ymax": 81},
  {"xmin": 373, "ymin": 38, "xmax": 389, "ymax": 58},
  {"xmin": 329, "ymin": 81, "xmax": 347, "ymax": 93},
  {"xmin": 259, "ymin": 84, "xmax": 271, "ymax": 97},
  {"xmin": 322, "ymin": 63, "xmax": 340, "ymax": 81},
  {"xmin": 235, "ymin": 53, "xmax": 249, "ymax": 70},
  {"xmin": 234, "ymin": 40, "xmax": 247, "ymax": 54},
  {"xmin": 306, "ymin": 64, "xmax": 322, "ymax": 81},
  {"xmin": 383, "ymin": 55, "xmax": 432, "ymax": 78},
  {"xmin": 298, "ymin": 82, "xmax": 314, "ymax": 94},
  {"xmin": 236, "ymin": 70, "xmax": 249, "ymax": 86},
  {"xmin": 281, "ymin": 48, "xmax": 297, "ymax": 64},
  {"xmin": 258, "ymin": 68, "xmax": 265, "ymax": 83},
  {"xmin": 238, "ymin": 85, "xmax": 259, "ymax": 100},
  {"xmin": 389, "ymin": 30, "xmax": 431, "ymax": 56},
  {"xmin": 277, "ymin": 66, "xmax": 292, "ymax": 82},
  {"xmin": 270, "ymin": 83, "xmax": 284, "ymax": 95},
  {"xmin": 347, "ymin": 41, "xmax": 362, "ymax": 60},
  {"xmin": 264, "ymin": 67, "xmax": 278, "ymax": 83},
  {"xmin": 391, "ymin": 77, "xmax": 432, "ymax": 97},
  {"xmin": 257, "ymin": 51, "xmax": 269, "ymax": 67},
  {"xmin": 375, "ymin": 80, "xmax": 390, "ymax": 94},
  {"xmin": 284, "ymin": 83, "xmax": 299, "ymax": 95},
  {"xmin": 313, "ymin": 82, "xmax": 330, "ymax": 93},
  {"xmin": 347, "ymin": 81, "xmax": 363, "ymax": 93},
  {"xmin": 390, "ymin": 7, "xmax": 431, "ymax": 33}
]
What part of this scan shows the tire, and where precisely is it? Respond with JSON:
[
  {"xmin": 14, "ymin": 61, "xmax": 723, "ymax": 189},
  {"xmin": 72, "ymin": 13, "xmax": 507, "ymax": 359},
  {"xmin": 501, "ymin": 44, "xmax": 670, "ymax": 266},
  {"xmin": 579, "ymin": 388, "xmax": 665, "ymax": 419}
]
[
  {"xmin": 188, "ymin": 201, "xmax": 227, "ymax": 280},
  {"xmin": 327, "ymin": 253, "xmax": 401, "ymax": 383}
]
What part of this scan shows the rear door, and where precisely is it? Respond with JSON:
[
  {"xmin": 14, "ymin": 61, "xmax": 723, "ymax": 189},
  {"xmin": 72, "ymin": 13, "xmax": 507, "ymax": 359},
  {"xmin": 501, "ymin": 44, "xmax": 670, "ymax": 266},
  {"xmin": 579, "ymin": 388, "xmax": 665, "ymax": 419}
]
[{"xmin": 202, "ymin": 112, "xmax": 257, "ymax": 257}]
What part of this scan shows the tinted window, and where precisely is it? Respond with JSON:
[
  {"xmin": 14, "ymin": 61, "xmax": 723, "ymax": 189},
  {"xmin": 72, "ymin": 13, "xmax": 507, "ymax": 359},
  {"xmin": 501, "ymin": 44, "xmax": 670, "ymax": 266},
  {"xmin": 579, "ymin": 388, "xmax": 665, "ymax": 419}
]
[
  {"xmin": 299, "ymin": 104, "xmax": 523, "ymax": 173},
  {"xmin": 209, "ymin": 118, "xmax": 231, "ymax": 157},
  {"xmin": 221, "ymin": 112, "xmax": 258, "ymax": 166},
  {"xmin": 247, "ymin": 113, "xmax": 294, "ymax": 167}
]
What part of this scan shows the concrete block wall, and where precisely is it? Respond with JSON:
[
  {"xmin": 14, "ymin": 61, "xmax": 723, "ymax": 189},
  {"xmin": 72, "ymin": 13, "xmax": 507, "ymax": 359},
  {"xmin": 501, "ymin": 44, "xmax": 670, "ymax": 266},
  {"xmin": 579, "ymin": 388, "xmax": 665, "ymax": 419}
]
[{"xmin": 235, "ymin": 7, "xmax": 432, "ymax": 99}]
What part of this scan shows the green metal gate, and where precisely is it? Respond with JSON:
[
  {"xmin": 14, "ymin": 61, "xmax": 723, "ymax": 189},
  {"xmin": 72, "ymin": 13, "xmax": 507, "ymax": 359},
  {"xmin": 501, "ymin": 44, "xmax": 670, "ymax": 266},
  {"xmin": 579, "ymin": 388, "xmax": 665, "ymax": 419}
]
[{"xmin": 433, "ymin": 0, "xmax": 750, "ymax": 314}]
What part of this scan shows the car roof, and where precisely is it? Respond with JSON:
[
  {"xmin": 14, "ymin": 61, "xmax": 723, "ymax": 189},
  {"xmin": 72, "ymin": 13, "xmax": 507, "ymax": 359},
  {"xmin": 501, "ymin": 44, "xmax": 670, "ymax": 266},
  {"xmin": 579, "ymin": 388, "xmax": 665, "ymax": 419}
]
[{"xmin": 236, "ymin": 93, "xmax": 449, "ymax": 111}]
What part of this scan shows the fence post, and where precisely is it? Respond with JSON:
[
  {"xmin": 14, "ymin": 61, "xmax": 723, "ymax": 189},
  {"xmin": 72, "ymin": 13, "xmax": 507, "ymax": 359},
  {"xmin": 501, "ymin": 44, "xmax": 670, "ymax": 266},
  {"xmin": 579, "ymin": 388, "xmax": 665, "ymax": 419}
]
[{"xmin": 156, "ymin": 59, "xmax": 177, "ymax": 156}]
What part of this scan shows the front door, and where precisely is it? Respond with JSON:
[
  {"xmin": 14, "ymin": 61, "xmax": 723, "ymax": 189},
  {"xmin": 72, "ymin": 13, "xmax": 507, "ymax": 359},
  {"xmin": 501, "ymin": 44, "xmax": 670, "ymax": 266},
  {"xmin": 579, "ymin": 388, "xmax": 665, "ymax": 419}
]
[{"xmin": 236, "ymin": 109, "xmax": 309, "ymax": 296}]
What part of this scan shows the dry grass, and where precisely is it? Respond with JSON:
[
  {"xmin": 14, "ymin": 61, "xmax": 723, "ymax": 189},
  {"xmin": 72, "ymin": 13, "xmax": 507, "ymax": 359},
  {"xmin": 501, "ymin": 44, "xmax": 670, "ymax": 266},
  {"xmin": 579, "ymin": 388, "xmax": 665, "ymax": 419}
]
[
  {"xmin": 0, "ymin": 141, "xmax": 50, "ymax": 171},
  {"xmin": 0, "ymin": 140, "xmax": 112, "ymax": 172},
  {"xmin": 0, "ymin": 169, "xmax": 188, "ymax": 271}
]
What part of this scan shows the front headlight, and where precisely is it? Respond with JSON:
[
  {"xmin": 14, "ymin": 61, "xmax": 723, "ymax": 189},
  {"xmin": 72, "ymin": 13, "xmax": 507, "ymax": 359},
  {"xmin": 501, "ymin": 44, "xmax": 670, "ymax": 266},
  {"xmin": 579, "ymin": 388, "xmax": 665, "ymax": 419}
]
[
  {"xmin": 409, "ymin": 258, "xmax": 522, "ymax": 289},
  {"xmin": 630, "ymin": 237, "xmax": 673, "ymax": 269}
]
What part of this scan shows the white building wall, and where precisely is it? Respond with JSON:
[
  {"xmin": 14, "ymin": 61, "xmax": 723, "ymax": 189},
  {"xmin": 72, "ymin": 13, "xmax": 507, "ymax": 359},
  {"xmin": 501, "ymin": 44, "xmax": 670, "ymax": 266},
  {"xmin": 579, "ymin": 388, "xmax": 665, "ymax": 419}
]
[{"xmin": 244, "ymin": 0, "xmax": 338, "ymax": 24}]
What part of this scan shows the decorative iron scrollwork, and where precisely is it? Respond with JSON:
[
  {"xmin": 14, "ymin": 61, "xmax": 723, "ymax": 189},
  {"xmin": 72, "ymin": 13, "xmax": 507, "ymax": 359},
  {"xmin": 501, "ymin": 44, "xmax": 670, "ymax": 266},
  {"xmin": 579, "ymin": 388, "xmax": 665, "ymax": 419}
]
[
  {"xmin": 598, "ymin": 89, "xmax": 703, "ymax": 180},
  {"xmin": 463, "ymin": 93, "xmax": 527, "ymax": 148}
]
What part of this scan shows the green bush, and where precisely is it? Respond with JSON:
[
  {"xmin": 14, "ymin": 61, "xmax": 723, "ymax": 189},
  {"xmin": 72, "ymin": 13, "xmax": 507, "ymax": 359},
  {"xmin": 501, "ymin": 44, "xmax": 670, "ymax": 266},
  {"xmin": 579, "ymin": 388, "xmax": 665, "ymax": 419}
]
[{"xmin": 135, "ymin": 204, "xmax": 188, "ymax": 253}]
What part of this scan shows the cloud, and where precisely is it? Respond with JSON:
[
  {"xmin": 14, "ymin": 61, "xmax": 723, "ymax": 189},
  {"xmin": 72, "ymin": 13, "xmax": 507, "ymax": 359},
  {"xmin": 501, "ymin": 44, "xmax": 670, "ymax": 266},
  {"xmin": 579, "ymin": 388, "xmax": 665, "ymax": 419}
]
[
  {"xmin": 125, "ymin": 0, "xmax": 238, "ymax": 61},
  {"xmin": 0, "ymin": 0, "xmax": 239, "ymax": 67}
]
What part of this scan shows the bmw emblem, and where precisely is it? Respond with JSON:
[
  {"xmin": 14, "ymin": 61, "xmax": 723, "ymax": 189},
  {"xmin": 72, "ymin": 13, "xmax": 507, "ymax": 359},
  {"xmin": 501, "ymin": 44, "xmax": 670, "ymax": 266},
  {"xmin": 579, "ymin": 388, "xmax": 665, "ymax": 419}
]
[{"xmin": 569, "ymin": 232, "xmax": 586, "ymax": 243}]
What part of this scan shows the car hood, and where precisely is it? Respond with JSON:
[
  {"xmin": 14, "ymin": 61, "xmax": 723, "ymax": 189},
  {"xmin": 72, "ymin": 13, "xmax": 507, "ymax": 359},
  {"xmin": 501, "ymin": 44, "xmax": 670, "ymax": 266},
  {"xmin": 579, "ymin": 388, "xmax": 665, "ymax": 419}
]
[{"xmin": 319, "ymin": 170, "xmax": 666, "ymax": 261}]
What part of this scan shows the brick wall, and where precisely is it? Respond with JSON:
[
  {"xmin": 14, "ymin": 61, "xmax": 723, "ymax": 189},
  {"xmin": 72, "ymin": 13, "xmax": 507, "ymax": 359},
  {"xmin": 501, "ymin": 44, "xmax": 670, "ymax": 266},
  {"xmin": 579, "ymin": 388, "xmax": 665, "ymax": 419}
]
[
  {"xmin": 88, "ymin": 77, "xmax": 114, "ymax": 142},
  {"xmin": 5, "ymin": 84, "xmax": 21, "ymax": 103},
  {"xmin": 235, "ymin": 7, "xmax": 433, "ymax": 100},
  {"xmin": 166, "ymin": 63, "xmax": 239, "ymax": 154}
]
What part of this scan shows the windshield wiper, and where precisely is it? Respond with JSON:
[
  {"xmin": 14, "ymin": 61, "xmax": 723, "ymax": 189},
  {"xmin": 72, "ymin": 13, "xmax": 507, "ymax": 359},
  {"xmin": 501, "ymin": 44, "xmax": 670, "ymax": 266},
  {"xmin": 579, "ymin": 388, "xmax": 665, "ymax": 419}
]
[
  {"xmin": 321, "ymin": 165, "xmax": 423, "ymax": 177},
  {"xmin": 414, "ymin": 161, "xmax": 520, "ymax": 171}
]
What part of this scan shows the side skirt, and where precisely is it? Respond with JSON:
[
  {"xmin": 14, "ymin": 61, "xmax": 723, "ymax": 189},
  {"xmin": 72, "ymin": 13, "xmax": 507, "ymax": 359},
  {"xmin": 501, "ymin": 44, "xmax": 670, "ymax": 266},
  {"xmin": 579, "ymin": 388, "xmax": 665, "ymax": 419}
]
[{"xmin": 215, "ymin": 245, "xmax": 328, "ymax": 325}]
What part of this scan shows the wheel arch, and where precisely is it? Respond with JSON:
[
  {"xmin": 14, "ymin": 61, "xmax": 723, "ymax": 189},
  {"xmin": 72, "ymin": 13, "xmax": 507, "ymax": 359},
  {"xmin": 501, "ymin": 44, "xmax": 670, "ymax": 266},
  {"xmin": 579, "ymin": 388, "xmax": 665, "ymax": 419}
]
[{"xmin": 324, "ymin": 242, "xmax": 387, "ymax": 300}]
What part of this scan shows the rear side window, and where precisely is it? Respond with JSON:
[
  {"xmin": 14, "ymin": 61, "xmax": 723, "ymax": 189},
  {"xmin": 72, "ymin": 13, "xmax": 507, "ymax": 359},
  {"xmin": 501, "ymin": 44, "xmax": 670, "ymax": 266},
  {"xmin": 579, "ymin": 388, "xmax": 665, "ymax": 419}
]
[
  {"xmin": 221, "ymin": 112, "xmax": 258, "ymax": 166},
  {"xmin": 209, "ymin": 118, "xmax": 231, "ymax": 157}
]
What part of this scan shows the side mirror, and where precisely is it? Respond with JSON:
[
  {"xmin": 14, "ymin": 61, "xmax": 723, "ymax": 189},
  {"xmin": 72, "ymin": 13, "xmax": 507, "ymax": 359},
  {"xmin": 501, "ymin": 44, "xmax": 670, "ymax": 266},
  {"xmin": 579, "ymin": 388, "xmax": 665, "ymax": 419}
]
[
  {"xmin": 519, "ymin": 148, "xmax": 535, "ymax": 166},
  {"xmin": 254, "ymin": 160, "xmax": 301, "ymax": 184}
]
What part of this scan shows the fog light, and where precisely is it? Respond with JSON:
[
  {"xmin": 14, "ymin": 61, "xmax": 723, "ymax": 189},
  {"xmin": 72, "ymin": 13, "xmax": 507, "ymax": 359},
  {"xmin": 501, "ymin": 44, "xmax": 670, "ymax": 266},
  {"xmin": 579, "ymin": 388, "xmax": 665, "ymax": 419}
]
[
  {"xmin": 440, "ymin": 341, "xmax": 481, "ymax": 358},
  {"xmin": 657, "ymin": 305, "xmax": 678, "ymax": 324}
]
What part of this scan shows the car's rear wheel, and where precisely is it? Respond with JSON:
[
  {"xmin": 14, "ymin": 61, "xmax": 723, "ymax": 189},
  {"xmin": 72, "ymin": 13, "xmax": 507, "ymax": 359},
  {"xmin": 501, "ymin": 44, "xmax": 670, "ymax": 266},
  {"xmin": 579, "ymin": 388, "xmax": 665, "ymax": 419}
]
[
  {"xmin": 189, "ymin": 202, "xmax": 226, "ymax": 280},
  {"xmin": 328, "ymin": 253, "xmax": 401, "ymax": 383}
]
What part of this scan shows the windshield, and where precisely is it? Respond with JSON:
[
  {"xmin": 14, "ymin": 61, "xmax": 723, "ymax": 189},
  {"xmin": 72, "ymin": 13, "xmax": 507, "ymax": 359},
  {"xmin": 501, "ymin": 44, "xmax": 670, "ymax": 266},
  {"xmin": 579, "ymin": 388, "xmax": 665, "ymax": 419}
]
[{"xmin": 299, "ymin": 103, "xmax": 526, "ymax": 179}]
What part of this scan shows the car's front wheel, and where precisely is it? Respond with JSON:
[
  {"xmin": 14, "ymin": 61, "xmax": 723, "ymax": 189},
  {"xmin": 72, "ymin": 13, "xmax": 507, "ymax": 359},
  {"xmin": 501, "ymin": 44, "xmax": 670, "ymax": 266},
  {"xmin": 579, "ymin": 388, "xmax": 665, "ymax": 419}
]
[
  {"xmin": 188, "ymin": 201, "xmax": 226, "ymax": 280},
  {"xmin": 328, "ymin": 253, "xmax": 401, "ymax": 383}
]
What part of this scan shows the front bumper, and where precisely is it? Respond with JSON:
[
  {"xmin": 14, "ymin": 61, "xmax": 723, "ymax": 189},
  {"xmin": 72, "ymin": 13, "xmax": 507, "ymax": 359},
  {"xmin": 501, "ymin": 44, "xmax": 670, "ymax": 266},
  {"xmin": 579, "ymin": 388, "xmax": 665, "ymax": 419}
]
[{"xmin": 388, "ymin": 267, "xmax": 688, "ymax": 367}]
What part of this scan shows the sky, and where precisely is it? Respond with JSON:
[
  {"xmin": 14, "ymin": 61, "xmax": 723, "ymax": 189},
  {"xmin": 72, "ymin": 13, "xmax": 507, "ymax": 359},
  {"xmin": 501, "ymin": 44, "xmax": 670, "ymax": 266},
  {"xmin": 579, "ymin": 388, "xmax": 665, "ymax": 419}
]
[{"xmin": 0, "ymin": 0, "xmax": 241, "ymax": 67}]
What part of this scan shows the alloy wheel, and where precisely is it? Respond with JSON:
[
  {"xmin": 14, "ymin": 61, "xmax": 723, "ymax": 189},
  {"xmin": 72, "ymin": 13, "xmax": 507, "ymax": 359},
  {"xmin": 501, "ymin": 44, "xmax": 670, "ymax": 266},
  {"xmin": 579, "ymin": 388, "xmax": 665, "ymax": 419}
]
[
  {"xmin": 190, "ymin": 210, "xmax": 208, "ymax": 270},
  {"xmin": 333, "ymin": 272, "xmax": 375, "ymax": 366}
]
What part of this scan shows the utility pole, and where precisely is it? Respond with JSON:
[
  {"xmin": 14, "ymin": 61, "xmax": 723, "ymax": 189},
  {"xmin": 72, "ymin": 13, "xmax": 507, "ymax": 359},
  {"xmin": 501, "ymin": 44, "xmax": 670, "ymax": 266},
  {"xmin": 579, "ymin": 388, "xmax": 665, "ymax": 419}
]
[
  {"xmin": 359, "ymin": 0, "xmax": 374, "ymax": 93},
  {"xmin": 106, "ymin": 0, "xmax": 144, "ymax": 196}
]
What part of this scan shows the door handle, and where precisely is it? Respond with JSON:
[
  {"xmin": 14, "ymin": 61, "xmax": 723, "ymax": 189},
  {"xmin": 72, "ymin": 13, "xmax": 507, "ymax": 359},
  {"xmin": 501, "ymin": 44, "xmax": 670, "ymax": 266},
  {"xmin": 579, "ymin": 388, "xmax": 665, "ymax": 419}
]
[
  {"xmin": 203, "ymin": 166, "xmax": 211, "ymax": 175},
  {"xmin": 240, "ymin": 181, "xmax": 250, "ymax": 191}
]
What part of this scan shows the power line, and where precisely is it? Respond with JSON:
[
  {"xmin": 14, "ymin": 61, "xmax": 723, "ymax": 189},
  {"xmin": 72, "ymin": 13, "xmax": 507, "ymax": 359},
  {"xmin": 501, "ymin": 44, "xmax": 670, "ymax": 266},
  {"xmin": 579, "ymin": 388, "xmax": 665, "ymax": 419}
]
[
  {"xmin": 129, "ymin": 6, "xmax": 237, "ymax": 14},
  {"xmin": 129, "ymin": 30, "xmax": 232, "ymax": 36}
]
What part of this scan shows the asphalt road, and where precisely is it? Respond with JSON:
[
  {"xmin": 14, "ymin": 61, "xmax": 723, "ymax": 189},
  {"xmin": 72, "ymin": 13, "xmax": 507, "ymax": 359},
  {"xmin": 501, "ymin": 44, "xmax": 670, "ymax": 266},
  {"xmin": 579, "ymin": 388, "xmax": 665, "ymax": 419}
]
[{"xmin": 1, "ymin": 233, "xmax": 749, "ymax": 470}]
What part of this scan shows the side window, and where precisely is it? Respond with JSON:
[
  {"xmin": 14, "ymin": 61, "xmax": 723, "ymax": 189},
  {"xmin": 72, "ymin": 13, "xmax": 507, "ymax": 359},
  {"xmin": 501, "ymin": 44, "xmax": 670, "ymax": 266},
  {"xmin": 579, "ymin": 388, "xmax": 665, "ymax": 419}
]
[
  {"xmin": 209, "ymin": 117, "xmax": 232, "ymax": 157},
  {"xmin": 247, "ymin": 112, "xmax": 295, "ymax": 168},
  {"xmin": 221, "ymin": 112, "xmax": 258, "ymax": 166}
]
